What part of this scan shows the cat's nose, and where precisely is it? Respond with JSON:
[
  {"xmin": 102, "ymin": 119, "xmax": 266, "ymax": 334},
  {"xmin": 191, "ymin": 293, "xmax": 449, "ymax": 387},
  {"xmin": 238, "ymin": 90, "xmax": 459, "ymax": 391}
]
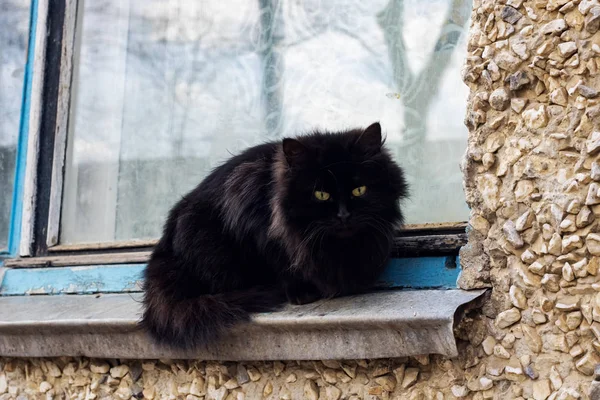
[{"xmin": 337, "ymin": 206, "xmax": 350, "ymax": 222}]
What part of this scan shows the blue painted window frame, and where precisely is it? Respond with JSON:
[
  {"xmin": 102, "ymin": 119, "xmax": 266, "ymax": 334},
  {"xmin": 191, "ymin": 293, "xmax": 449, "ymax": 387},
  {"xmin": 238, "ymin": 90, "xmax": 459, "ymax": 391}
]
[
  {"xmin": 0, "ymin": 0, "xmax": 467, "ymax": 297},
  {"xmin": 1, "ymin": 0, "xmax": 39, "ymax": 259}
]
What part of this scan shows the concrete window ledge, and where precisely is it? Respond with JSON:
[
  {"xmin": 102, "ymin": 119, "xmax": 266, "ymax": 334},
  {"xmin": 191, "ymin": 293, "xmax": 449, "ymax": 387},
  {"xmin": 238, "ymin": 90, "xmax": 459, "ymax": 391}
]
[{"xmin": 0, "ymin": 289, "xmax": 486, "ymax": 360}]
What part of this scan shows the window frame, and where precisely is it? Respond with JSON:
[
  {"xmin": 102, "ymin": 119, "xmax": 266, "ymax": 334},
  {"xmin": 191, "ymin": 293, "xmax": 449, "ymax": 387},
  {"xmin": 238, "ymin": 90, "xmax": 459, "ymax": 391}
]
[
  {"xmin": 0, "ymin": 0, "xmax": 487, "ymax": 361},
  {"xmin": 10, "ymin": 0, "xmax": 469, "ymax": 267},
  {"xmin": 0, "ymin": 0, "xmax": 44, "ymax": 260}
]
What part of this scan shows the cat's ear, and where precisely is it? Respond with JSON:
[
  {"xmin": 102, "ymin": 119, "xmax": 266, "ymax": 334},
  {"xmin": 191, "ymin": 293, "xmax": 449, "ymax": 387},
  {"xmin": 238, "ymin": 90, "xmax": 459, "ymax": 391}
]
[
  {"xmin": 282, "ymin": 138, "xmax": 307, "ymax": 165},
  {"xmin": 356, "ymin": 122, "xmax": 382, "ymax": 153}
]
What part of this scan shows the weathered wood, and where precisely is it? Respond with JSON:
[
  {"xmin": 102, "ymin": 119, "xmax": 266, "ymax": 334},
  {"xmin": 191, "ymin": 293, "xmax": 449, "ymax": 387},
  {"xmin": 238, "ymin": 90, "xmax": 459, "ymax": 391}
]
[
  {"xmin": 8, "ymin": 233, "xmax": 467, "ymax": 267},
  {"xmin": 1, "ymin": 256, "xmax": 461, "ymax": 295},
  {"xmin": 20, "ymin": 0, "xmax": 50, "ymax": 256},
  {"xmin": 50, "ymin": 239, "xmax": 157, "ymax": 252},
  {"xmin": 46, "ymin": 0, "xmax": 78, "ymax": 248},
  {"xmin": 4, "ymin": 252, "xmax": 150, "ymax": 268},
  {"xmin": 401, "ymin": 222, "xmax": 467, "ymax": 232},
  {"xmin": 393, "ymin": 233, "xmax": 468, "ymax": 256},
  {"xmin": 48, "ymin": 224, "xmax": 467, "ymax": 253}
]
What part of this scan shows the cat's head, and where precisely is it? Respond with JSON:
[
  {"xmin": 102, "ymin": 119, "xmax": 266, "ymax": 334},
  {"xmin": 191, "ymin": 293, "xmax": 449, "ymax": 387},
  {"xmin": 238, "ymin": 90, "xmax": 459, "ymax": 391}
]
[{"xmin": 277, "ymin": 123, "xmax": 408, "ymax": 238}]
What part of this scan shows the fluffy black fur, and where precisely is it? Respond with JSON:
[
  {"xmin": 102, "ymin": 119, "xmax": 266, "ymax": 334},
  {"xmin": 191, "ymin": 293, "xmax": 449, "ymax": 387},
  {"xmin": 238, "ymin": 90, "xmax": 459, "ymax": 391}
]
[{"xmin": 141, "ymin": 122, "xmax": 408, "ymax": 349}]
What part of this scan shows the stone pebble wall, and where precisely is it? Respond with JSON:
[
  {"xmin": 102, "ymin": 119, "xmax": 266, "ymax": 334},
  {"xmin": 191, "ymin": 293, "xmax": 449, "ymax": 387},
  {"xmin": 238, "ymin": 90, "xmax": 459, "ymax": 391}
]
[
  {"xmin": 0, "ymin": 356, "xmax": 479, "ymax": 400},
  {"xmin": 3, "ymin": 0, "xmax": 600, "ymax": 398},
  {"xmin": 458, "ymin": 0, "xmax": 600, "ymax": 398}
]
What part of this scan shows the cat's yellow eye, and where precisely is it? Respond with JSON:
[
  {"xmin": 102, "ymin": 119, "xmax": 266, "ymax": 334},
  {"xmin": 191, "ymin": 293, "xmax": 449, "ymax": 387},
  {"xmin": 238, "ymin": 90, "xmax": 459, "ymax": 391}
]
[
  {"xmin": 314, "ymin": 191, "xmax": 331, "ymax": 201},
  {"xmin": 352, "ymin": 186, "xmax": 367, "ymax": 197}
]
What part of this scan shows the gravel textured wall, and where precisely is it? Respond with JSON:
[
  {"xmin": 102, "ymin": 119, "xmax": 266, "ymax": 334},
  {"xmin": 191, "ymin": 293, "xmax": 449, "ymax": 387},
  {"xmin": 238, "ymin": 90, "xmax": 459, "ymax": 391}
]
[{"xmin": 3, "ymin": 0, "xmax": 600, "ymax": 398}]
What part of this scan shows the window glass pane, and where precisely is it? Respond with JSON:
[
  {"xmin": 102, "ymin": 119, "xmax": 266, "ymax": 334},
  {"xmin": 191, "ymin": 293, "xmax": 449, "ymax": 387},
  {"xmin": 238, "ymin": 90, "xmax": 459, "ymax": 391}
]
[
  {"xmin": 0, "ymin": 0, "xmax": 30, "ymax": 250},
  {"xmin": 62, "ymin": 0, "xmax": 472, "ymax": 244}
]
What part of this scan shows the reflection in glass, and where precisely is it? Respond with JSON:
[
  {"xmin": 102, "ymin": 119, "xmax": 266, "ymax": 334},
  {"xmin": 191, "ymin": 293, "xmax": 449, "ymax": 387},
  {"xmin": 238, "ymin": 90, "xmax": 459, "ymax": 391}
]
[
  {"xmin": 0, "ymin": 0, "xmax": 30, "ymax": 250},
  {"xmin": 62, "ymin": 0, "xmax": 472, "ymax": 244}
]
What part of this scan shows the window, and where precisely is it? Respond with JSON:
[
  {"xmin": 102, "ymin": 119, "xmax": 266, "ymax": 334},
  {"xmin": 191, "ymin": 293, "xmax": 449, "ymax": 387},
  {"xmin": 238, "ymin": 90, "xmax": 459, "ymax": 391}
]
[
  {"xmin": 0, "ymin": 0, "xmax": 482, "ymax": 360},
  {"xmin": 1, "ymin": 0, "xmax": 474, "ymax": 288},
  {"xmin": 0, "ymin": 0, "xmax": 31, "ymax": 253},
  {"xmin": 56, "ymin": 0, "xmax": 471, "ymax": 247}
]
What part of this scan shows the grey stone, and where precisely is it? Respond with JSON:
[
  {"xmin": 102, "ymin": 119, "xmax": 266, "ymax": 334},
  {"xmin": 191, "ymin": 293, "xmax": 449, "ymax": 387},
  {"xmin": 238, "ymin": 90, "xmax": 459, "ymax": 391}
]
[
  {"xmin": 529, "ymin": 261, "xmax": 546, "ymax": 276},
  {"xmin": 494, "ymin": 344, "xmax": 511, "ymax": 359},
  {"xmin": 482, "ymin": 152, "xmax": 495, "ymax": 170},
  {"xmin": 236, "ymin": 365, "xmax": 250, "ymax": 385},
  {"xmin": 511, "ymin": 98, "xmax": 527, "ymax": 112},
  {"xmin": 555, "ymin": 297, "xmax": 580, "ymax": 311},
  {"xmin": 507, "ymin": 71, "xmax": 530, "ymax": 91},
  {"xmin": 542, "ymin": 274, "xmax": 561, "ymax": 292},
  {"xmin": 550, "ymin": 366, "xmax": 563, "ymax": 390},
  {"xmin": 592, "ymin": 162, "xmax": 600, "ymax": 181},
  {"xmin": 511, "ymin": 37, "xmax": 529, "ymax": 60},
  {"xmin": 562, "ymin": 235, "xmax": 583, "ymax": 252},
  {"xmin": 495, "ymin": 51, "xmax": 521, "ymax": 71},
  {"xmin": 576, "ymin": 351, "xmax": 600, "ymax": 375},
  {"xmin": 550, "ymin": 87, "xmax": 569, "ymax": 106},
  {"xmin": 262, "ymin": 381, "xmax": 273, "ymax": 397},
  {"xmin": 326, "ymin": 386, "xmax": 341, "ymax": 400},
  {"xmin": 572, "ymin": 258, "xmax": 589, "ymax": 278},
  {"xmin": 589, "ymin": 381, "xmax": 600, "ymax": 400},
  {"xmin": 482, "ymin": 336, "xmax": 496, "ymax": 355},
  {"xmin": 549, "ymin": 233, "xmax": 563, "ymax": 255},
  {"xmin": 585, "ymin": 6, "xmax": 600, "ymax": 33},
  {"xmin": 322, "ymin": 369, "xmax": 337, "ymax": 384},
  {"xmin": 563, "ymin": 262, "xmax": 575, "ymax": 281},
  {"xmin": 521, "ymin": 249, "xmax": 536, "ymax": 263},
  {"xmin": 501, "ymin": 6, "xmax": 523, "ymax": 24},
  {"xmin": 503, "ymin": 220, "xmax": 524, "ymax": 248},
  {"xmin": 90, "ymin": 361, "xmax": 110, "ymax": 374},
  {"xmin": 533, "ymin": 379, "xmax": 552, "ymax": 400},
  {"xmin": 223, "ymin": 378, "xmax": 239, "ymax": 390},
  {"xmin": 522, "ymin": 325, "xmax": 543, "ymax": 352},
  {"xmin": 542, "ymin": 19, "xmax": 568, "ymax": 34},
  {"xmin": 525, "ymin": 364, "xmax": 539, "ymax": 380},
  {"xmin": 577, "ymin": 206, "xmax": 594, "ymax": 227},
  {"xmin": 496, "ymin": 308, "xmax": 521, "ymax": 328},
  {"xmin": 509, "ymin": 285, "xmax": 528, "ymax": 309},
  {"xmin": 190, "ymin": 377, "xmax": 206, "ymax": 397},
  {"xmin": 490, "ymin": 88, "xmax": 510, "ymax": 110},
  {"xmin": 247, "ymin": 367, "xmax": 261, "ymax": 382},
  {"xmin": 580, "ymin": 85, "xmax": 599, "ymax": 99},
  {"xmin": 587, "ymin": 233, "xmax": 600, "ymax": 256},
  {"xmin": 523, "ymin": 105, "xmax": 548, "ymax": 129},
  {"xmin": 115, "ymin": 387, "xmax": 133, "ymax": 400},
  {"xmin": 566, "ymin": 311, "xmax": 582, "ymax": 330},
  {"xmin": 374, "ymin": 375, "xmax": 397, "ymax": 392},
  {"xmin": 130, "ymin": 362, "xmax": 143, "ymax": 382},
  {"xmin": 401, "ymin": 368, "xmax": 419, "ymax": 389},
  {"xmin": 479, "ymin": 376, "xmax": 493, "ymax": 391},
  {"xmin": 0, "ymin": 374, "xmax": 6, "ymax": 395},
  {"xmin": 132, "ymin": 384, "xmax": 143, "ymax": 399},
  {"xmin": 487, "ymin": 358, "xmax": 506, "ymax": 376},
  {"xmin": 579, "ymin": 0, "xmax": 599, "ymax": 14},
  {"xmin": 39, "ymin": 382, "xmax": 52, "ymax": 394},
  {"xmin": 559, "ymin": 42, "xmax": 578, "ymax": 58},
  {"xmin": 451, "ymin": 385, "xmax": 470, "ymax": 398},
  {"xmin": 587, "ymin": 183, "xmax": 600, "ymax": 205},
  {"xmin": 548, "ymin": 0, "xmax": 571, "ymax": 10},
  {"xmin": 110, "ymin": 365, "xmax": 129, "ymax": 379}
]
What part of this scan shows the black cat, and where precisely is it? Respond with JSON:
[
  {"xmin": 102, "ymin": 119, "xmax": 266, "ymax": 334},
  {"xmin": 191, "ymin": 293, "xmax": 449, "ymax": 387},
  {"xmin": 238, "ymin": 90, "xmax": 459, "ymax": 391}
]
[{"xmin": 141, "ymin": 122, "xmax": 408, "ymax": 349}]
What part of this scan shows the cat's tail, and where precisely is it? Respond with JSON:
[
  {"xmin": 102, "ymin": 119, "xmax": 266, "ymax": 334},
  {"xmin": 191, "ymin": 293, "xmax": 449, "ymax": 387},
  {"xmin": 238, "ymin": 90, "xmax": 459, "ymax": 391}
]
[{"xmin": 140, "ymin": 284, "xmax": 286, "ymax": 350}]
